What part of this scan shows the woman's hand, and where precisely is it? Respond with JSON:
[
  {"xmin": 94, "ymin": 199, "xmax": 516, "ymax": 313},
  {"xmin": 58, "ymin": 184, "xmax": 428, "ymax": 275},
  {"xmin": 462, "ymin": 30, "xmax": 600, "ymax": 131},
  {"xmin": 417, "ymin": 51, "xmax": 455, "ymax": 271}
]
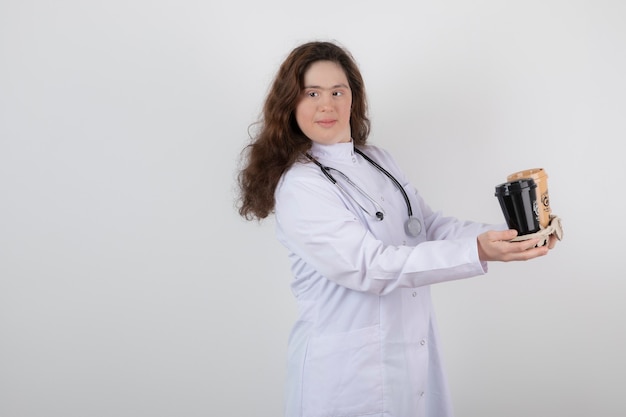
[{"xmin": 477, "ymin": 229, "xmax": 550, "ymax": 262}]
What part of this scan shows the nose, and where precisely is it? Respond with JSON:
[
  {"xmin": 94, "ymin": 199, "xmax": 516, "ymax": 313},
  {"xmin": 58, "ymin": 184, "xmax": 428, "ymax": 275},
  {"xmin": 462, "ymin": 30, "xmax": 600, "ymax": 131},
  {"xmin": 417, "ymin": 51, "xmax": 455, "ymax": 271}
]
[{"xmin": 317, "ymin": 93, "xmax": 333, "ymax": 110}]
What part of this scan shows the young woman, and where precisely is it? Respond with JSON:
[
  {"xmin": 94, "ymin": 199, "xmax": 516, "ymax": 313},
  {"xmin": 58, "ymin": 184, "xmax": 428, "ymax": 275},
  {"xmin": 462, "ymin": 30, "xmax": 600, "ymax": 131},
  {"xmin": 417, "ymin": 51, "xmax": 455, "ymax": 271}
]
[{"xmin": 237, "ymin": 40, "xmax": 555, "ymax": 417}]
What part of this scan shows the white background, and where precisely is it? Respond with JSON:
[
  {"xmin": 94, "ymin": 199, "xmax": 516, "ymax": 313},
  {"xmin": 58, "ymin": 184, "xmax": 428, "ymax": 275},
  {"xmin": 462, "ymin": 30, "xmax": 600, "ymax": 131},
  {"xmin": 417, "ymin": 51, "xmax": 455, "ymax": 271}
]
[{"xmin": 1, "ymin": 1, "xmax": 625, "ymax": 416}]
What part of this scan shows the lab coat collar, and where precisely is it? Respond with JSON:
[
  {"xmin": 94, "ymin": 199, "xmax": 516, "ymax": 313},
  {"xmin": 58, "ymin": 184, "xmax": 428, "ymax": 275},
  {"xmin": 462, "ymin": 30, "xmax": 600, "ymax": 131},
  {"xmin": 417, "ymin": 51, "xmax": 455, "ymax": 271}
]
[{"xmin": 309, "ymin": 140, "xmax": 355, "ymax": 163}]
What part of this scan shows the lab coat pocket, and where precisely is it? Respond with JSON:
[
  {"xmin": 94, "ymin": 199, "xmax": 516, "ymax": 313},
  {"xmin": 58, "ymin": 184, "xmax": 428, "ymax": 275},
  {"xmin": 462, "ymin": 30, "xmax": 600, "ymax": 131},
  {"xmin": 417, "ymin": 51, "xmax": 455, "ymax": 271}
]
[{"xmin": 301, "ymin": 325, "xmax": 383, "ymax": 417}]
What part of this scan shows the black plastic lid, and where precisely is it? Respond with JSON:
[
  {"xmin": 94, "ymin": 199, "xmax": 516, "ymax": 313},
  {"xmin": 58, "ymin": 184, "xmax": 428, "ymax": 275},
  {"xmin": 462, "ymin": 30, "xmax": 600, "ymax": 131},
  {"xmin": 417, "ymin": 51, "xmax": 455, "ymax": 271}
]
[{"xmin": 494, "ymin": 178, "xmax": 537, "ymax": 196}]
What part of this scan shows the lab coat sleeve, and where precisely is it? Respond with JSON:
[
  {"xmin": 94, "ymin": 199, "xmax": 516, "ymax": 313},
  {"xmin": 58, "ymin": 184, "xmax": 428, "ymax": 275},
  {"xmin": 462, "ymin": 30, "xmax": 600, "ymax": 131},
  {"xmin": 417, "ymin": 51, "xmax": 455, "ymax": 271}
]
[{"xmin": 275, "ymin": 165, "xmax": 493, "ymax": 296}]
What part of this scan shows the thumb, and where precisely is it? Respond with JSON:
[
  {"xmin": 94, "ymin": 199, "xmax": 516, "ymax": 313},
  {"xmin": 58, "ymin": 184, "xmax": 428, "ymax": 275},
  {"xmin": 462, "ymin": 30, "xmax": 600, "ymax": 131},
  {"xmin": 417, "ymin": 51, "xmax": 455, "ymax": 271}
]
[{"xmin": 495, "ymin": 229, "xmax": 518, "ymax": 241}]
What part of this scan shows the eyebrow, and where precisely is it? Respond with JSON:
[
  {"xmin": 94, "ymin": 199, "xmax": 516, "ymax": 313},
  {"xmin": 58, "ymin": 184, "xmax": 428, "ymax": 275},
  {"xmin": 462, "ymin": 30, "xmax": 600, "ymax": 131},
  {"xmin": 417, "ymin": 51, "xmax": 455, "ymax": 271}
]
[{"xmin": 303, "ymin": 83, "xmax": 350, "ymax": 90}]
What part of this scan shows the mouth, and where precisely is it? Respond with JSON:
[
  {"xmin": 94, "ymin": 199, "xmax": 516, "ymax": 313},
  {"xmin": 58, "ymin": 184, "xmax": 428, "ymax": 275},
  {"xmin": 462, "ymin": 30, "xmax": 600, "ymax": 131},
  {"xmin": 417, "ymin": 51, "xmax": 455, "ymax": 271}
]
[{"xmin": 316, "ymin": 119, "xmax": 337, "ymax": 128}]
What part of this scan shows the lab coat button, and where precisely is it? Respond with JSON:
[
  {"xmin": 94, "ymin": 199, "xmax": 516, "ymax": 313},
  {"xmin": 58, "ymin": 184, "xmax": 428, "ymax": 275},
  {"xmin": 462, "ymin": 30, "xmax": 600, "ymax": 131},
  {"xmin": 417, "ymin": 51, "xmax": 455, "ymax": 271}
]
[
  {"xmin": 420, "ymin": 339, "xmax": 426, "ymax": 346},
  {"xmin": 412, "ymin": 292, "xmax": 417, "ymax": 297}
]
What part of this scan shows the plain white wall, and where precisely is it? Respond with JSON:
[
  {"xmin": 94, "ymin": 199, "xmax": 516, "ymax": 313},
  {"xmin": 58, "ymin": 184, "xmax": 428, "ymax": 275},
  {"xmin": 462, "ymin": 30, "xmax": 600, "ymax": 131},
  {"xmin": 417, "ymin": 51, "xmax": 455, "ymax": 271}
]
[{"xmin": 1, "ymin": 0, "xmax": 625, "ymax": 416}]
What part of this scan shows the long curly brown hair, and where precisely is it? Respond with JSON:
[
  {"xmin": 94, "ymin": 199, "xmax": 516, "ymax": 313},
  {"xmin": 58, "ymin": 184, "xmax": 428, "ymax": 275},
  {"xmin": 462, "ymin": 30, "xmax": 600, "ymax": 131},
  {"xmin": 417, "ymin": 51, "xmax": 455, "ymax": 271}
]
[{"xmin": 236, "ymin": 41, "xmax": 371, "ymax": 221}]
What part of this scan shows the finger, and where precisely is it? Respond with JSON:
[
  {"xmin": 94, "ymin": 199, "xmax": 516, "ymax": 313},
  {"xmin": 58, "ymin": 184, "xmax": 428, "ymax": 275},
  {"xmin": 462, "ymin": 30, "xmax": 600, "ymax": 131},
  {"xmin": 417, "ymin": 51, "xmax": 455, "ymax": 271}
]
[
  {"xmin": 501, "ymin": 247, "xmax": 545, "ymax": 262},
  {"xmin": 500, "ymin": 239, "xmax": 547, "ymax": 261},
  {"xmin": 547, "ymin": 234, "xmax": 557, "ymax": 249},
  {"xmin": 521, "ymin": 245, "xmax": 549, "ymax": 260},
  {"xmin": 489, "ymin": 229, "xmax": 518, "ymax": 242},
  {"xmin": 522, "ymin": 238, "xmax": 542, "ymax": 250},
  {"xmin": 502, "ymin": 238, "xmax": 539, "ymax": 252}
]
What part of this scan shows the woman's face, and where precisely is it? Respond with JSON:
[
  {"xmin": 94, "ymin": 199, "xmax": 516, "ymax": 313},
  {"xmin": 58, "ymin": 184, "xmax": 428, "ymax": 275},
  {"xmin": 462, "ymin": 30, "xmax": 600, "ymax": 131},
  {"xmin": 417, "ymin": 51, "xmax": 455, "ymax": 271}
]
[{"xmin": 295, "ymin": 60, "xmax": 352, "ymax": 145}]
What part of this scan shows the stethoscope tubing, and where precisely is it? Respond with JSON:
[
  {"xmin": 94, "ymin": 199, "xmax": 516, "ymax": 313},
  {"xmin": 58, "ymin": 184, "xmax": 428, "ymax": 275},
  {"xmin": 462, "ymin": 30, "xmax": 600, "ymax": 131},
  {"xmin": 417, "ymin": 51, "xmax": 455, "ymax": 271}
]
[
  {"xmin": 326, "ymin": 165, "xmax": 386, "ymax": 220},
  {"xmin": 305, "ymin": 147, "xmax": 422, "ymax": 237},
  {"xmin": 304, "ymin": 147, "xmax": 414, "ymax": 221},
  {"xmin": 353, "ymin": 148, "xmax": 413, "ymax": 217}
]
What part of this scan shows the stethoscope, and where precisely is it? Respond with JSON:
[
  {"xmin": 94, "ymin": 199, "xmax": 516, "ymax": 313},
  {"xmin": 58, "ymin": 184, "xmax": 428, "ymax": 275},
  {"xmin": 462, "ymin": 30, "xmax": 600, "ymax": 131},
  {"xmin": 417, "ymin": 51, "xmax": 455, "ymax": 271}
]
[{"xmin": 305, "ymin": 148, "xmax": 422, "ymax": 237}]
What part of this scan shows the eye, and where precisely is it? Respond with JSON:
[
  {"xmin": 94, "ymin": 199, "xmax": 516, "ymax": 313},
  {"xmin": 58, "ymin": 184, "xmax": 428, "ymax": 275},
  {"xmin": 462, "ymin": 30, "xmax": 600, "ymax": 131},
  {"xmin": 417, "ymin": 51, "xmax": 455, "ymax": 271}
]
[
  {"xmin": 332, "ymin": 91, "xmax": 343, "ymax": 97},
  {"xmin": 306, "ymin": 91, "xmax": 319, "ymax": 98}
]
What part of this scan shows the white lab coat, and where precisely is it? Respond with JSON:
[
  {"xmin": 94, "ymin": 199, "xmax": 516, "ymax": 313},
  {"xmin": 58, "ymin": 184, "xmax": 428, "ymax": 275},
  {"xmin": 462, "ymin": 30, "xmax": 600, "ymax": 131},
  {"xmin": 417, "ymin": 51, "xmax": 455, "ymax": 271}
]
[{"xmin": 275, "ymin": 141, "xmax": 494, "ymax": 417}]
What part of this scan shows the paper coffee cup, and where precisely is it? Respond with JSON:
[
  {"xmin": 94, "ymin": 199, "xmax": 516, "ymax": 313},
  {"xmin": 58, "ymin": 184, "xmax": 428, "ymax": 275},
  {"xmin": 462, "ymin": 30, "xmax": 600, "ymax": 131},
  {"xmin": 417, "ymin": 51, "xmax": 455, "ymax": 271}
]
[{"xmin": 507, "ymin": 168, "xmax": 551, "ymax": 229}]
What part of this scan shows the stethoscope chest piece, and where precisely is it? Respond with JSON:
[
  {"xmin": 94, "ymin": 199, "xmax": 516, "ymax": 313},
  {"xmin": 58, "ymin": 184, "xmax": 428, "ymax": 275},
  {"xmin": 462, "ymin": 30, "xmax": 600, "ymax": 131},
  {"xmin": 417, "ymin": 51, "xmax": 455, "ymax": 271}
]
[{"xmin": 405, "ymin": 216, "xmax": 422, "ymax": 237}]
